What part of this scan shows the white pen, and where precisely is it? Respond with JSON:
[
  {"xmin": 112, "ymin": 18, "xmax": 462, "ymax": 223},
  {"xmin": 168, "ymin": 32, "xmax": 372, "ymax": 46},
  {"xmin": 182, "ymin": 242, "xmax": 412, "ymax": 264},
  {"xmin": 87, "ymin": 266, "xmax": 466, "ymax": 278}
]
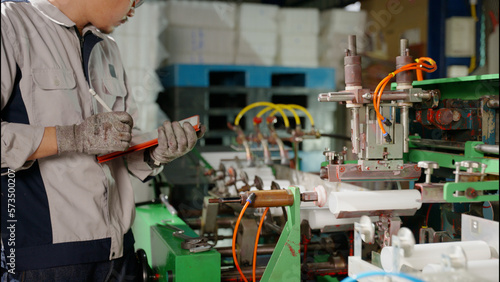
[{"xmin": 89, "ymin": 88, "xmax": 113, "ymax": 112}]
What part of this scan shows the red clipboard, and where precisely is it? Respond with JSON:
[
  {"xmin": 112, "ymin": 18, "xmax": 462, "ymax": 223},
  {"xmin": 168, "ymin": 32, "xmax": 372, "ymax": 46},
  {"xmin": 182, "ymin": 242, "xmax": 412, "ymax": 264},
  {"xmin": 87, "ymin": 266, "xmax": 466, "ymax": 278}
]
[{"xmin": 97, "ymin": 115, "xmax": 200, "ymax": 163}]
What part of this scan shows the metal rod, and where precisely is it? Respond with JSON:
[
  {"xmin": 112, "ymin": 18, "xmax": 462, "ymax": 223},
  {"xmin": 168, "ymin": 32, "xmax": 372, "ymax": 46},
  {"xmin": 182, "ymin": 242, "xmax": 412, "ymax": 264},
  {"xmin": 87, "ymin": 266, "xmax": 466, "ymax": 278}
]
[
  {"xmin": 234, "ymin": 126, "xmax": 254, "ymax": 167},
  {"xmin": 185, "ymin": 217, "xmax": 236, "ymax": 229},
  {"xmin": 391, "ymin": 102, "xmax": 396, "ymax": 138},
  {"xmin": 475, "ymin": 144, "xmax": 499, "ymax": 155},
  {"xmin": 400, "ymin": 39, "xmax": 408, "ymax": 56},
  {"xmin": 410, "ymin": 139, "xmax": 465, "ymax": 150},
  {"xmin": 220, "ymin": 263, "xmax": 347, "ymax": 281},
  {"xmin": 221, "ymin": 266, "xmax": 267, "ymax": 281},
  {"xmin": 401, "ymin": 106, "xmax": 410, "ymax": 152},
  {"xmin": 217, "ymin": 243, "xmax": 324, "ymax": 257},
  {"xmin": 208, "ymin": 197, "xmax": 241, "ymax": 204},
  {"xmin": 364, "ymin": 93, "xmax": 420, "ymax": 101},
  {"xmin": 351, "ymin": 107, "xmax": 360, "ymax": 154},
  {"xmin": 396, "ymin": 39, "xmax": 412, "ymax": 89},
  {"xmin": 300, "ymin": 191, "xmax": 319, "ymax": 202},
  {"xmin": 217, "ymin": 245, "xmax": 275, "ymax": 257},
  {"xmin": 275, "ymin": 133, "xmax": 289, "ymax": 165},
  {"xmin": 410, "ymin": 139, "xmax": 499, "ymax": 155},
  {"xmin": 293, "ymin": 141, "xmax": 299, "ymax": 170},
  {"xmin": 364, "ymin": 105, "xmax": 370, "ymax": 158},
  {"xmin": 261, "ymin": 139, "xmax": 273, "ymax": 165},
  {"xmin": 348, "ymin": 34, "xmax": 357, "ymax": 56},
  {"xmin": 319, "ymin": 133, "xmax": 351, "ymax": 141},
  {"xmin": 318, "ymin": 93, "xmax": 330, "ymax": 102},
  {"xmin": 324, "ymin": 92, "xmax": 356, "ymax": 102},
  {"xmin": 413, "ymin": 92, "xmax": 432, "ymax": 100},
  {"xmin": 320, "ymin": 91, "xmax": 424, "ymax": 103},
  {"xmin": 242, "ymin": 138, "xmax": 254, "ymax": 167}
]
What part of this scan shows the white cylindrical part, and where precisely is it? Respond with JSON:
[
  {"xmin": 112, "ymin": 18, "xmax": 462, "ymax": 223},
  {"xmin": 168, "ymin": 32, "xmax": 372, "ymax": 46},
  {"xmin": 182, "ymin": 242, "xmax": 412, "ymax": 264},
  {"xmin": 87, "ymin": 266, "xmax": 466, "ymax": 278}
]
[
  {"xmin": 328, "ymin": 190, "xmax": 422, "ymax": 217},
  {"xmin": 303, "ymin": 209, "xmax": 379, "ymax": 229},
  {"xmin": 381, "ymin": 240, "xmax": 492, "ymax": 272},
  {"xmin": 314, "ymin": 185, "xmax": 327, "ymax": 207},
  {"xmin": 423, "ymin": 259, "xmax": 499, "ymax": 282}
]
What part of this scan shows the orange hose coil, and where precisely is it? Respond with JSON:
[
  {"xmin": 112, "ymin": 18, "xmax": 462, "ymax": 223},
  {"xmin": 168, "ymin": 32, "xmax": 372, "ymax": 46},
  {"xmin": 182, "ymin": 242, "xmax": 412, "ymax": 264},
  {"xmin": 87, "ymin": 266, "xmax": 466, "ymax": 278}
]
[
  {"xmin": 233, "ymin": 200, "xmax": 251, "ymax": 282},
  {"xmin": 252, "ymin": 207, "xmax": 269, "ymax": 282},
  {"xmin": 372, "ymin": 57, "xmax": 437, "ymax": 135}
]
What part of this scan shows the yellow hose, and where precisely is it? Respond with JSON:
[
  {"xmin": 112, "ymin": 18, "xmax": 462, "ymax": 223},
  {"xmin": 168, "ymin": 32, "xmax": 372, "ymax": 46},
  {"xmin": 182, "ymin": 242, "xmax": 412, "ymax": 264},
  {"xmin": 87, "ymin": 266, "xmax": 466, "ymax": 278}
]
[
  {"xmin": 256, "ymin": 104, "xmax": 300, "ymax": 126},
  {"xmin": 255, "ymin": 106, "xmax": 274, "ymax": 123},
  {"xmin": 234, "ymin": 102, "xmax": 290, "ymax": 128},
  {"xmin": 471, "ymin": 4, "xmax": 478, "ymax": 22},
  {"xmin": 287, "ymin": 104, "xmax": 315, "ymax": 127}
]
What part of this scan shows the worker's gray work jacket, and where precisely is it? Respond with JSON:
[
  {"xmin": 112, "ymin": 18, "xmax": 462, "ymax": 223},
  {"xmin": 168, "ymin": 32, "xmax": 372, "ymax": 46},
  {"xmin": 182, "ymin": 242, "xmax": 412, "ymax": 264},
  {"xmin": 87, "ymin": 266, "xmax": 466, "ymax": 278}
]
[{"xmin": 1, "ymin": 0, "xmax": 159, "ymax": 271}]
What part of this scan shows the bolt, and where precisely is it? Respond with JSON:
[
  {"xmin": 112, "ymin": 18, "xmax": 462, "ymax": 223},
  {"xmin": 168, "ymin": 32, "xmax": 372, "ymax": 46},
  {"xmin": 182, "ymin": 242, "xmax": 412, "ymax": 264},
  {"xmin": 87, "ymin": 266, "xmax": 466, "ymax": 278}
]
[
  {"xmin": 465, "ymin": 187, "xmax": 478, "ymax": 199},
  {"xmin": 461, "ymin": 161, "xmax": 480, "ymax": 173},
  {"xmin": 418, "ymin": 161, "xmax": 439, "ymax": 184}
]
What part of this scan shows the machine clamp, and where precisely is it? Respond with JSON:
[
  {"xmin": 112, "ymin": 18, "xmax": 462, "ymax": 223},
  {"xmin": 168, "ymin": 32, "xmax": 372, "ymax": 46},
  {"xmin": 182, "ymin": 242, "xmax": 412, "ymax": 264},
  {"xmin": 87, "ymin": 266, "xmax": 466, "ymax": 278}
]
[{"xmin": 158, "ymin": 222, "xmax": 213, "ymax": 253}]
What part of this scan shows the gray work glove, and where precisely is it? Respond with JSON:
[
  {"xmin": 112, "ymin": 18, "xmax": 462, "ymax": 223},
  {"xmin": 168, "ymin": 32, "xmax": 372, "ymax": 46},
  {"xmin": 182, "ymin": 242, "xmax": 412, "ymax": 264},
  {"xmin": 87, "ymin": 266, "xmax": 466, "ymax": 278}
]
[
  {"xmin": 56, "ymin": 112, "xmax": 133, "ymax": 155},
  {"xmin": 148, "ymin": 120, "xmax": 205, "ymax": 166}
]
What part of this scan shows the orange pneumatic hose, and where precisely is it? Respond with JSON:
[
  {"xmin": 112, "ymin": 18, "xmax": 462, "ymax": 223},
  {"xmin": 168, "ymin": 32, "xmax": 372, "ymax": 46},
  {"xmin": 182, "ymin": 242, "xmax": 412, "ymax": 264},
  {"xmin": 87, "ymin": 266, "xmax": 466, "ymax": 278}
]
[
  {"xmin": 252, "ymin": 207, "xmax": 270, "ymax": 282},
  {"xmin": 232, "ymin": 193, "xmax": 256, "ymax": 282},
  {"xmin": 372, "ymin": 57, "xmax": 437, "ymax": 140}
]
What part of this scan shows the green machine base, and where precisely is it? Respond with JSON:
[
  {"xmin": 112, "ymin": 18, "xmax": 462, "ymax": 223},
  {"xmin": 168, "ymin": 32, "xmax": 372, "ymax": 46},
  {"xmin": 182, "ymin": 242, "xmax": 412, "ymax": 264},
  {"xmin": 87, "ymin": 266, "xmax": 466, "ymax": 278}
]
[{"xmin": 133, "ymin": 204, "xmax": 220, "ymax": 281}]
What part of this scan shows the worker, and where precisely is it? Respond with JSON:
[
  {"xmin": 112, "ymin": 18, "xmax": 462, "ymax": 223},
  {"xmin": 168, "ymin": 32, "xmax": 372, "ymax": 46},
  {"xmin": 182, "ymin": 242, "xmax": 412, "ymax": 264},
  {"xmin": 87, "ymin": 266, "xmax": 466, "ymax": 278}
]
[{"xmin": 0, "ymin": 0, "xmax": 205, "ymax": 280}]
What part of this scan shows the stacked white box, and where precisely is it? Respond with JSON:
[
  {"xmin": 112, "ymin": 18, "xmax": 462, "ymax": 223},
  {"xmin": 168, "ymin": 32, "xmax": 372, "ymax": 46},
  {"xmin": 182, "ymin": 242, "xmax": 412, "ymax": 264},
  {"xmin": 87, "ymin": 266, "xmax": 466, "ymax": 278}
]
[
  {"xmin": 236, "ymin": 30, "xmax": 277, "ymax": 57},
  {"xmin": 237, "ymin": 3, "xmax": 279, "ymax": 32},
  {"xmin": 276, "ymin": 8, "xmax": 319, "ymax": 67},
  {"xmin": 278, "ymin": 35, "xmax": 318, "ymax": 57},
  {"xmin": 163, "ymin": 26, "xmax": 236, "ymax": 56},
  {"xmin": 113, "ymin": 2, "xmax": 169, "ymax": 70},
  {"xmin": 276, "ymin": 34, "xmax": 319, "ymax": 67},
  {"xmin": 278, "ymin": 8, "xmax": 320, "ymax": 34},
  {"xmin": 165, "ymin": 1, "xmax": 237, "ymax": 29},
  {"xmin": 163, "ymin": 1, "xmax": 237, "ymax": 65},
  {"xmin": 235, "ymin": 3, "xmax": 279, "ymax": 66},
  {"xmin": 320, "ymin": 8, "xmax": 367, "ymax": 36},
  {"xmin": 445, "ymin": 17, "xmax": 476, "ymax": 57},
  {"xmin": 110, "ymin": 2, "xmax": 172, "ymax": 201},
  {"xmin": 235, "ymin": 54, "xmax": 275, "ymax": 66},
  {"xmin": 111, "ymin": 2, "xmax": 169, "ymax": 133},
  {"xmin": 319, "ymin": 9, "xmax": 367, "ymax": 89}
]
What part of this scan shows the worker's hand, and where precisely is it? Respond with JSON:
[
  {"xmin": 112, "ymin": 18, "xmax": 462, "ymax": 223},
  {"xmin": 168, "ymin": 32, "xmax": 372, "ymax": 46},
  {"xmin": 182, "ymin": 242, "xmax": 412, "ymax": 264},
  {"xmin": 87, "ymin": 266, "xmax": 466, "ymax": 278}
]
[
  {"xmin": 56, "ymin": 112, "xmax": 133, "ymax": 155},
  {"xmin": 148, "ymin": 120, "xmax": 205, "ymax": 165}
]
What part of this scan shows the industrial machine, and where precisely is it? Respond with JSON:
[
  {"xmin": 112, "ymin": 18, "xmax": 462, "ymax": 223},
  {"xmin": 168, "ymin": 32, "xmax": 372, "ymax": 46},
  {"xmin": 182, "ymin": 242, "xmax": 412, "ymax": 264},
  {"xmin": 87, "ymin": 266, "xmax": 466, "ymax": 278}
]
[{"xmin": 133, "ymin": 34, "xmax": 499, "ymax": 282}]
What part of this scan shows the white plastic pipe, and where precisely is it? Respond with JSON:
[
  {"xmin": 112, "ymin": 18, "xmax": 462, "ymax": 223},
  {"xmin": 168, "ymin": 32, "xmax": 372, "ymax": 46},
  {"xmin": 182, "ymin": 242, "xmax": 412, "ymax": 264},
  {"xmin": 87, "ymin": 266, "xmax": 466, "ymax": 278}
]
[
  {"xmin": 328, "ymin": 190, "xmax": 422, "ymax": 218},
  {"xmin": 303, "ymin": 209, "xmax": 378, "ymax": 229}
]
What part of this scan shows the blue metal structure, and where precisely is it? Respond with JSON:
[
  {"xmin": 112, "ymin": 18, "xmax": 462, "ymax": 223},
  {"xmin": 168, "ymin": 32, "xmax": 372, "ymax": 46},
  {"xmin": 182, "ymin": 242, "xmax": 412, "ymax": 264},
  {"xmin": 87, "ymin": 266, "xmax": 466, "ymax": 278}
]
[{"xmin": 427, "ymin": 0, "xmax": 483, "ymax": 79}]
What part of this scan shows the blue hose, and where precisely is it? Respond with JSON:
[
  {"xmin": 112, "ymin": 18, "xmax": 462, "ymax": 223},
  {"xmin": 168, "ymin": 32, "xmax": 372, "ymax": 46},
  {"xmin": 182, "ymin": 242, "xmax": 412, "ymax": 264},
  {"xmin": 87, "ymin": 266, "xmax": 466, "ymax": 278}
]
[{"xmin": 340, "ymin": 271, "xmax": 426, "ymax": 282}]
